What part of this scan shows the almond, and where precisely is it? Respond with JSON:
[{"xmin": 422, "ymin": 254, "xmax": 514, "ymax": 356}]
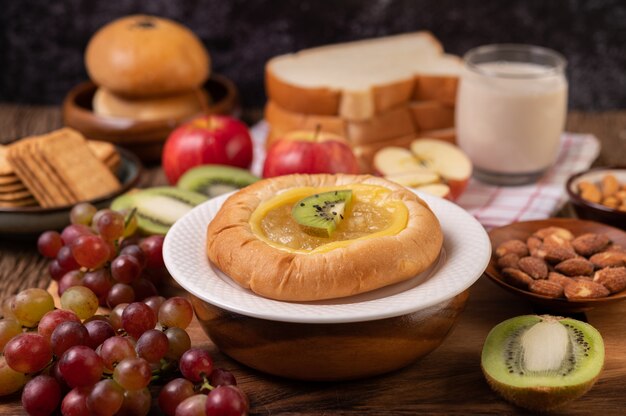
[
  {"xmin": 607, "ymin": 244, "xmax": 626, "ymax": 254},
  {"xmin": 564, "ymin": 280, "xmax": 610, "ymax": 300},
  {"xmin": 501, "ymin": 268, "xmax": 533, "ymax": 289},
  {"xmin": 543, "ymin": 245, "xmax": 577, "ymax": 264},
  {"xmin": 518, "ymin": 256, "xmax": 548, "ymax": 279},
  {"xmin": 593, "ymin": 267, "xmax": 626, "ymax": 293},
  {"xmin": 527, "ymin": 236, "xmax": 543, "ymax": 257},
  {"xmin": 495, "ymin": 240, "xmax": 529, "ymax": 258},
  {"xmin": 578, "ymin": 181, "xmax": 602, "ymax": 203},
  {"xmin": 529, "ymin": 280, "xmax": 564, "ymax": 298},
  {"xmin": 571, "ymin": 233, "xmax": 610, "ymax": 257},
  {"xmin": 497, "ymin": 253, "xmax": 520, "ymax": 270},
  {"xmin": 543, "ymin": 233, "xmax": 574, "ymax": 250},
  {"xmin": 548, "ymin": 272, "xmax": 574, "ymax": 288},
  {"xmin": 533, "ymin": 226, "xmax": 574, "ymax": 241},
  {"xmin": 601, "ymin": 174, "xmax": 620, "ymax": 198},
  {"xmin": 589, "ymin": 251, "xmax": 626, "ymax": 268},
  {"xmin": 554, "ymin": 258, "xmax": 595, "ymax": 276},
  {"xmin": 572, "ymin": 275, "xmax": 594, "ymax": 283}
]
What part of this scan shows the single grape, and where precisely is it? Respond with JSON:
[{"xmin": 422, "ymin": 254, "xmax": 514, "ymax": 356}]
[
  {"xmin": 0, "ymin": 318, "xmax": 22, "ymax": 352},
  {"xmin": 82, "ymin": 269, "xmax": 114, "ymax": 302},
  {"xmin": 209, "ymin": 368, "xmax": 237, "ymax": 387},
  {"xmin": 96, "ymin": 209, "xmax": 125, "ymax": 241},
  {"xmin": 21, "ymin": 375, "xmax": 62, "ymax": 416},
  {"xmin": 116, "ymin": 387, "xmax": 151, "ymax": 416},
  {"xmin": 159, "ymin": 296, "xmax": 194, "ymax": 329},
  {"xmin": 111, "ymin": 254, "xmax": 142, "ymax": 283},
  {"xmin": 61, "ymin": 223, "xmax": 94, "ymax": 246},
  {"xmin": 136, "ymin": 329, "xmax": 169, "ymax": 363},
  {"xmin": 56, "ymin": 245, "xmax": 81, "ymax": 271},
  {"xmin": 61, "ymin": 386, "xmax": 92, "ymax": 416},
  {"xmin": 84, "ymin": 319, "xmax": 115, "ymax": 349},
  {"xmin": 179, "ymin": 348, "xmax": 214, "ymax": 383},
  {"xmin": 90, "ymin": 209, "xmax": 107, "ymax": 232},
  {"xmin": 121, "ymin": 302, "xmax": 157, "ymax": 339},
  {"xmin": 50, "ymin": 360, "xmax": 70, "ymax": 393},
  {"xmin": 175, "ymin": 394, "xmax": 208, "ymax": 416},
  {"xmin": 57, "ymin": 270, "xmax": 84, "ymax": 296},
  {"xmin": 51, "ymin": 321, "xmax": 89, "ymax": 357},
  {"xmin": 106, "ymin": 283, "xmax": 135, "ymax": 308},
  {"xmin": 47, "ymin": 260, "xmax": 66, "ymax": 281},
  {"xmin": 87, "ymin": 379, "xmax": 125, "ymax": 416},
  {"xmin": 158, "ymin": 378, "xmax": 195, "ymax": 416},
  {"xmin": 11, "ymin": 288, "xmax": 55, "ymax": 327},
  {"xmin": 140, "ymin": 235, "xmax": 165, "ymax": 269},
  {"xmin": 164, "ymin": 327, "xmax": 191, "ymax": 360},
  {"xmin": 109, "ymin": 303, "xmax": 128, "ymax": 331},
  {"xmin": 38, "ymin": 309, "xmax": 81, "ymax": 341},
  {"xmin": 59, "ymin": 345, "xmax": 104, "ymax": 388},
  {"xmin": 37, "ymin": 230, "xmax": 63, "ymax": 258},
  {"xmin": 119, "ymin": 244, "xmax": 147, "ymax": 268},
  {"xmin": 99, "ymin": 335, "xmax": 137, "ymax": 370},
  {"xmin": 130, "ymin": 278, "xmax": 158, "ymax": 301},
  {"xmin": 105, "ymin": 239, "xmax": 118, "ymax": 261},
  {"xmin": 112, "ymin": 357, "xmax": 152, "ymax": 390},
  {"xmin": 4, "ymin": 333, "xmax": 52, "ymax": 373},
  {"xmin": 0, "ymin": 356, "xmax": 27, "ymax": 397},
  {"xmin": 70, "ymin": 202, "xmax": 97, "ymax": 226},
  {"xmin": 1, "ymin": 295, "xmax": 16, "ymax": 319},
  {"xmin": 71, "ymin": 234, "xmax": 111, "ymax": 269},
  {"xmin": 143, "ymin": 295, "xmax": 166, "ymax": 316},
  {"xmin": 205, "ymin": 385, "xmax": 249, "ymax": 416},
  {"xmin": 60, "ymin": 286, "xmax": 99, "ymax": 320}
]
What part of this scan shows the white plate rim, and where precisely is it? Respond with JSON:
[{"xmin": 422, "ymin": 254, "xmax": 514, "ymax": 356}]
[{"xmin": 163, "ymin": 190, "xmax": 491, "ymax": 324}]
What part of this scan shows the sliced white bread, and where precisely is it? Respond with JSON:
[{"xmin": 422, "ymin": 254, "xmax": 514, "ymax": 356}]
[
  {"xmin": 266, "ymin": 32, "xmax": 462, "ymax": 120},
  {"xmin": 409, "ymin": 101, "xmax": 455, "ymax": 131}
]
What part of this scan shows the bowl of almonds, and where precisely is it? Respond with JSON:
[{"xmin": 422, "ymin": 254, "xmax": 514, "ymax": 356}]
[
  {"xmin": 566, "ymin": 167, "xmax": 626, "ymax": 230},
  {"xmin": 486, "ymin": 218, "xmax": 626, "ymax": 313}
]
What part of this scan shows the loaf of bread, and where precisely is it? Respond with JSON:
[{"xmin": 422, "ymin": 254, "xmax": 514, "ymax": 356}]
[{"xmin": 266, "ymin": 32, "xmax": 462, "ymax": 121}]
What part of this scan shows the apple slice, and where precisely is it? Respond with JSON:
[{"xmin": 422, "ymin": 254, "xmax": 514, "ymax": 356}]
[
  {"xmin": 410, "ymin": 139, "xmax": 472, "ymax": 200},
  {"xmin": 384, "ymin": 171, "xmax": 440, "ymax": 188},
  {"xmin": 414, "ymin": 183, "xmax": 451, "ymax": 200},
  {"xmin": 373, "ymin": 147, "xmax": 430, "ymax": 176}
]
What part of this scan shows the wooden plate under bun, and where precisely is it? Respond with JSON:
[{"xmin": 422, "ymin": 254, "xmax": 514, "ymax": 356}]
[{"xmin": 485, "ymin": 218, "xmax": 626, "ymax": 314}]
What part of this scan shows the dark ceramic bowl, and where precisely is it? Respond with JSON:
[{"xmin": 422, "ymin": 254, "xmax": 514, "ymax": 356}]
[
  {"xmin": 566, "ymin": 167, "xmax": 626, "ymax": 230},
  {"xmin": 62, "ymin": 74, "xmax": 239, "ymax": 163},
  {"xmin": 485, "ymin": 218, "xmax": 626, "ymax": 313},
  {"xmin": 0, "ymin": 148, "xmax": 141, "ymax": 236}
]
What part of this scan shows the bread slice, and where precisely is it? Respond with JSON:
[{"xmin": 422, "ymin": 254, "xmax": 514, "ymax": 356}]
[
  {"xmin": 266, "ymin": 32, "xmax": 461, "ymax": 120},
  {"xmin": 409, "ymin": 101, "xmax": 455, "ymax": 131},
  {"xmin": 265, "ymin": 101, "xmax": 416, "ymax": 147}
]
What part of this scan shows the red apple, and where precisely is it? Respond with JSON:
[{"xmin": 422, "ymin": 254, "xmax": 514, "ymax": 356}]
[
  {"xmin": 262, "ymin": 130, "xmax": 359, "ymax": 178},
  {"xmin": 162, "ymin": 115, "xmax": 253, "ymax": 184}
]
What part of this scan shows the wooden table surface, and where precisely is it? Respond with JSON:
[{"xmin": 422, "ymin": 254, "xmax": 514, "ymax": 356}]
[{"xmin": 1, "ymin": 105, "xmax": 625, "ymax": 415}]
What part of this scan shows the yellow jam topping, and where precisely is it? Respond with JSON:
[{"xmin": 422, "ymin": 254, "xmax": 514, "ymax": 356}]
[{"xmin": 249, "ymin": 184, "xmax": 408, "ymax": 254}]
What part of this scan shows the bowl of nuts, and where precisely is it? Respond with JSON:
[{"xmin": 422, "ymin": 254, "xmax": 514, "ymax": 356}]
[
  {"xmin": 566, "ymin": 167, "xmax": 626, "ymax": 230},
  {"xmin": 486, "ymin": 218, "xmax": 626, "ymax": 313}
]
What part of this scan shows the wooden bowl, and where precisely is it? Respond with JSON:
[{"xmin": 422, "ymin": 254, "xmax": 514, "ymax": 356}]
[
  {"xmin": 566, "ymin": 167, "xmax": 626, "ymax": 230},
  {"xmin": 485, "ymin": 218, "xmax": 626, "ymax": 314},
  {"xmin": 191, "ymin": 290, "xmax": 469, "ymax": 381},
  {"xmin": 62, "ymin": 74, "xmax": 239, "ymax": 163}
]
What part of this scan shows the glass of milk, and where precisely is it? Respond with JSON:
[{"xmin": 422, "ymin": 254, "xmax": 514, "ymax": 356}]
[{"xmin": 456, "ymin": 44, "xmax": 568, "ymax": 185}]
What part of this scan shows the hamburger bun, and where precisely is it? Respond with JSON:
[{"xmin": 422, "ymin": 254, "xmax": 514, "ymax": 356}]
[
  {"xmin": 207, "ymin": 174, "xmax": 443, "ymax": 301},
  {"xmin": 85, "ymin": 15, "xmax": 210, "ymax": 98},
  {"xmin": 92, "ymin": 87, "xmax": 209, "ymax": 121}
]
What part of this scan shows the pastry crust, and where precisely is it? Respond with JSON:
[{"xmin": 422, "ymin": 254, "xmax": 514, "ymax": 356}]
[{"xmin": 206, "ymin": 174, "xmax": 443, "ymax": 301}]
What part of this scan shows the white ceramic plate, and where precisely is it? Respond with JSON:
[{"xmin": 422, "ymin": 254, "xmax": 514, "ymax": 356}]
[{"xmin": 163, "ymin": 191, "xmax": 491, "ymax": 324}]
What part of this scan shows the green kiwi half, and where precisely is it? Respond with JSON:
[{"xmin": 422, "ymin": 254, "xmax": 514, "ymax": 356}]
[
  {"xmin": 111, "ymin": 187, "xmax": 207, "ymax": 235},
  {"xmin": 177, "ymin": 165, "xmax": 259, "ymax": 198},
  {"xmin": 291, "ymin": 190, "xmax": 352, "ymax": 237},
  {"xmin": 481, "ymin": 315, "xmax": 604, "ymax": 411}
]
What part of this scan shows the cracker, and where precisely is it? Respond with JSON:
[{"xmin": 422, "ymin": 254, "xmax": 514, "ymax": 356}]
[
  {"xmin": 6, "ymin": 143, "xmax": 55, "ymax": 207},
  {"xmin": 0, "ymin": 175, "xmax": 21, "ymax": 185},
  {"xmin": 87, "ymin": 140, "xmax": 117, "ymax": 163},
  {"xmin": 29, "ymin": 137, "xmax": 76, "ymax": 204},
  {"xmin": 103, "ymin": 153, "xmax": 121, "ymax": 173},
  {"xmin": 40, "ymin": 129, "xmax": 121, "ymax": 200},
  {"xmin": 0, "ymin": 189, "xmax": 32, "ymax": 201},
  {"xmin": 0, "ymin": 181, "xmax": 25, "ymax": 192},
  {"xmin": 0, "ymin": 197, "xmax": 37, "ymax": 208},
  {"xmin": 0, "ymin": 145, "xmax": 15, "ymax": 176}
]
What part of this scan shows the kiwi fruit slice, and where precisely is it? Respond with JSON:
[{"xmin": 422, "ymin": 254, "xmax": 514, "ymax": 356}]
[
  {"xmin": 177, "ymin": 165, "xmax": 259, "ymax": 198},
  {"xmin": 292, "ymin": 190, "xmax": 352, "ymax": 237},
  {"xmin": 111, "ymin": 187, "xmax": 207, "ymax": 235},
  {"xmin": 481, "ymin": 315, "xmax": 604, "ymax": 411}
]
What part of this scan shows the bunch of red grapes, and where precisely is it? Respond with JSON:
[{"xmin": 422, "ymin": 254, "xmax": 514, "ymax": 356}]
[{"xmin": 0, "ymin": 202, "xmax": 249, "ymax": 415}]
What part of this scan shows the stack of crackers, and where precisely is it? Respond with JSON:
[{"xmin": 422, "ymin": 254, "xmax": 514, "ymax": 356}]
[{"xmin": 0, "ymin": 128, "xmax": 122, "ymax": 208}]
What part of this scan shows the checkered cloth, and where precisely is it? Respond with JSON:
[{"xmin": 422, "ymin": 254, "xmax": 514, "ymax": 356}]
[{"xmin": 250, "ymin": 122, "xmax": 600, "ymax": 230}]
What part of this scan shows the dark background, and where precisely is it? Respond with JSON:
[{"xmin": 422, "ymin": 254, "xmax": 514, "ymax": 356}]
[{"xmin": 0, "ymin": 0, "xmax": 624, "ymax": 111}]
